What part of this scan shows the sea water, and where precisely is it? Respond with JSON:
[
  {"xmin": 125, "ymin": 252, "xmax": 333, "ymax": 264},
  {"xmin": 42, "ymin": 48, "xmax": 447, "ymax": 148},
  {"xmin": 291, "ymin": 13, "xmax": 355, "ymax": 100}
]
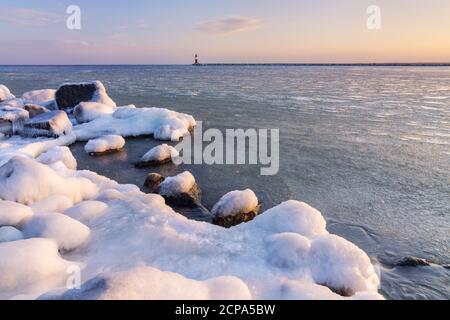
[{"xmin": 1, "ymin": 65, "xmax": 449, "ymax": 299}]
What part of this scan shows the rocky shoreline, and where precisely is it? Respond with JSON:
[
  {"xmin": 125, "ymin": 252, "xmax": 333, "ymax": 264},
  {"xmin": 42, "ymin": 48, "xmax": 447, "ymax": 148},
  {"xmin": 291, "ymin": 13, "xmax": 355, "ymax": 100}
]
[{"xmin": 0, "ymin": 81, "xmax": 385, "ymax": 300}]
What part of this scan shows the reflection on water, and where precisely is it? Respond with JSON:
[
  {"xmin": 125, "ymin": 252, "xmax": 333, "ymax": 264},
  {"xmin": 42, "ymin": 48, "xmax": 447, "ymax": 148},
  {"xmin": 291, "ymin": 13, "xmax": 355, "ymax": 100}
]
[{"xmin": 3, "ymin": 65, "xmax": 449, "ymax": 299}]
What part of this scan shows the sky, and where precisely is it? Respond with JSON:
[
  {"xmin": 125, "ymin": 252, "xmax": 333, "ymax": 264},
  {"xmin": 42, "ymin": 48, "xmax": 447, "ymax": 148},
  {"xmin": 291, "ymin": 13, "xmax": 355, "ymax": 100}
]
[{"xmin": 0, "ymin": 0, "xmax": 449, "ymax": 64}]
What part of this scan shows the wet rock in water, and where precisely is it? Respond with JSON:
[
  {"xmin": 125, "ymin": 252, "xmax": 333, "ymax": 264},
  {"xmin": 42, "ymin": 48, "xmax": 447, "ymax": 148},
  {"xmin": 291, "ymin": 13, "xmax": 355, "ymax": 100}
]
[
  {"xmin": 56, "ymin": 81, "xmax": 116, "ymax": 110},
  {"xmin": 212, "ymin": 189, "xmax": 260, "ymax": 228},
  {"xmin": 156, "ymin": 171, "xmax": 201, "ymax": 207},
  {"xmin": 143, "ymin": 173, "xmax": 165, "ymax": 193},
  {"xmin": 396, "ymin": 256, "xmax": 434, "ymax": 267},
  {"xmin": 136, "ymin": 144, "xmax": 179, "ymax": 167},
  {"xmin": 21, "ymin": 110, "xmax": 72, "ymax": 137},
  {"xmin": 24, "ymin": 104, "xmax": 50, "ymax": 118}
]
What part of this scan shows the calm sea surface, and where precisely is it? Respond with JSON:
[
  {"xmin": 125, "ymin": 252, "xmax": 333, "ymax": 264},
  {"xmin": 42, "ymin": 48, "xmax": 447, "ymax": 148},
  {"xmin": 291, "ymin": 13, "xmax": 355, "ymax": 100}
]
[{"xmin": 1, "ymin": 65, "xmax": 449, "ymax": 299}]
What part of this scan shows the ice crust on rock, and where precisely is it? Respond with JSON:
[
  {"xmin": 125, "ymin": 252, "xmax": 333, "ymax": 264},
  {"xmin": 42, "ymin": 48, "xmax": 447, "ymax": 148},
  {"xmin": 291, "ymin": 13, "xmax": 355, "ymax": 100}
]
[
  {"xmin": 0, "ymin": 156, "xmax": 99, "ymax": 205},
  {"xmin": 0, "ymin": 85, "xmax": 15, "ymax": 102},
  {"xmin": 36, "ymin": 146, "xmax": 77, "ymax": 170},
  {"xmin": 22, "ymin": 89, "xmax": 56, "ymax": 107},
  {"xmin": 74, "ymin": 102, "xmax": 116, "ymax": 124},
  {"xmin": 46, "ymin": 267, "xmax": 253, "ymax": 300},
  {"xmin": 84, "ymin": 135, "xmax": 125, "ymax": 154},
  {"xmin": 138, "ymin": 144, "xmax": 179, "ymax": 166},
  {"xmin": 74, "ymin": 106, "xmax": 196, "ymax": 141}
]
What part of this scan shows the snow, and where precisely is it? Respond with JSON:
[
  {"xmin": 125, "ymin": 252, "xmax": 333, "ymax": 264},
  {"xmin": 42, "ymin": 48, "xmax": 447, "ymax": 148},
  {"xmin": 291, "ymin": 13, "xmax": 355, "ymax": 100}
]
[
  {"xmin": 64, "ymin": 201, "xmax": 108, "ymax": 223},
  {"xmin": 267, "ymin": 233, "xmax": 311, "ymax": 269},
  {"xmin": 0, "ymin": 134, "xmax": 76, "ymax": 167},
  {"xmin": 47, "ymin": 266, "xmax": 252, "ymax": 300},
  {"xmin": 22, "ymin": 89, "xmax": 56, "ymax": 106},
  {"xmin": 212, "ymin": 189, "xmax": 259, "ymax": 218},
  {"xmin": 0, "ymin": 238, "xmax": 71, "ymax": 297},
  {"xmin": 74, "ymin": 106, "xmax": 196, "ymax": 141},
  {"xmin": 158, "ymin": 171, "xmax": 196, "ymax": 196},
  {"xmin": 0, "ymin": 226, "xmax": 24, "ymax": 243},
  {"xmin": 141, "ymin": 144, "xmax": 179, "ymax": 163},
  {"xmin": 84, "ymin": 135, "xmax": 125, "ymax": 154},
  {"xmin": 23, "ymin": 213, "xmax": 91, "ymax": 251},
  {"xmin": 30, "ymin": 195, "xmax": 74, "ymax": 214},
  {"xmin": 0, "ymin": 98, "xmax": 25, "ymax": 109},
  {"xmin": 74, "ymin": 102, "xmax": 116, "ymax": 123},
  {"xmin": 0, "ymin": 200, "xmax": 33, "ymax": 227},
  {"xmin": 36, "ymin": 146, "xmax": 77, "ymax": 170},
  {"xmin": 0, "ymin": 85, "xmax": 15, "ymax": 101},
  {"xmin": 89, "ymin": 81, "xmax": 117, "ymax": 107},
  {"xmin": 0, "ymin": 156, "xmax": 99, "ymax": 205},
  {"xmin": 308, "ymin": 234, "xmax": 380, "ymax": 295},
  {"xmin": 251, "ymin": 200, "xmax": 328, "ymax": 238}
]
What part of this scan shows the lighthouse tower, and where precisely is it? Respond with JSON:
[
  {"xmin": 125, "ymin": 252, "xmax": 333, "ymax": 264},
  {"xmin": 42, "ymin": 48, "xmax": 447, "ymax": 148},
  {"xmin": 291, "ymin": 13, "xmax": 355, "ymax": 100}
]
[{"xmin": 193, "ymin": 54, "xmax": 200, "ymax": 65}]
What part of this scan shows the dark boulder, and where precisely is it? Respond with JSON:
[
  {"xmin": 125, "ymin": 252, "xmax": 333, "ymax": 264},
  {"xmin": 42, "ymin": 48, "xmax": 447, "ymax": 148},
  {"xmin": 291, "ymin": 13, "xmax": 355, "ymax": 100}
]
[
  {"xmin": 143, "ymin": 173, "xmax": 165, "ymax": 193},
  {"xmin": 56, "ymin": 83, "xmax": 97, "ymax": 110},
  {"xmin": 396, "ymin": 256, "xmax": 434, "ymax": 267}
]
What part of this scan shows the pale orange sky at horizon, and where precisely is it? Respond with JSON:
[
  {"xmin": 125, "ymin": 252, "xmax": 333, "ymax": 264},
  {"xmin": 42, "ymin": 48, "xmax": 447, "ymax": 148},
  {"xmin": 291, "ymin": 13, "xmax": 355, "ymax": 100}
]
[{"xmin": 0, "ymin": 0, "xmax": 449, "ymax": 64}]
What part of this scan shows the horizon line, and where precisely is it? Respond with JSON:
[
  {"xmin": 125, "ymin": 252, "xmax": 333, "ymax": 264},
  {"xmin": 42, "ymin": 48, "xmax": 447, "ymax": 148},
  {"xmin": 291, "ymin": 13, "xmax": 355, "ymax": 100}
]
[{"xmin": 1, "ymin": 62, "xmax": 450, "ymax": 67}]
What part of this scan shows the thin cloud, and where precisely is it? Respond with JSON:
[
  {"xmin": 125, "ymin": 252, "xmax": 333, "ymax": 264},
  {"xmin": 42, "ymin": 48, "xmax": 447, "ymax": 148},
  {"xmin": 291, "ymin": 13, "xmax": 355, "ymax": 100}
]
[
  {"xmin": 195, "ymin": 16, "xmax": 263, "ymax": 34},
  {"xmin": 0, "ymin": 7, "xmax": 64, "ymax": 26}
]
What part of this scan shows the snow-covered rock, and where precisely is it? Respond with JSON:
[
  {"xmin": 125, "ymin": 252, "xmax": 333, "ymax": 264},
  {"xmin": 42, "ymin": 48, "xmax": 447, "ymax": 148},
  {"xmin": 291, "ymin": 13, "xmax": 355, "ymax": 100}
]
[
  {"xmin": 24, "ymin": 104, "xmax": 50, "ymax": 118},
  {"xmin": 0, "ymin": 85, "xmax": 15, "ymax": 102},
  {"xmin": 251, "ymin": 200, "xmax": 328, "ymax": 238},
  {"xmin": 0, "ymin": 106, "xmax": 29, "ymax": 135},
  {"xmin": 143, "ymin": 173, "xmax": 165, "ymax": 193},
  {"xmin": 46, "ymin": 266, "xmax": 252, "ymax": 300},
  {"xmin": 84, "ymin": 135, "xmax": 125, "ymax": 155},
  {"xmin": 308, "ymin": 234, "xmax": 380, "ymax": 296},
  {"xmin": 0, "ymin": 200, "xmax": 33, "ymax": 227},
  {"xmin": 56, "ymin": 81, "xmax": 116, "ymax": 110},
  {"xmin": 74, "ymin": 106, "xmax": 196, "ymax": 141},
  {"xmin": 22, "ymin": 89, "xmax": 56, "ymax": 107},
  {"xmin": 0, "ymin": 156, "xmax": 99, "ymax": 205},
  {"xmin": 64, "ymin": 201, "xmax": 108, "ymax": 224},
  {"xmin": 30, "ymin": 195, "xmax": 74, "ymax": 214},
  {"xmin": 74, "ymin": 102, "xmax": 116, "ymax": 124},
  {"xmin": 267, "ymin": 233, "xmax": 311, "ymax": 269},
  {"xmin": 23, "ymin": 213, "xmax": 91, "ymax": 251},
  {"xmin": 0, "ymin": 238, "xmax": 71, "ymax": 295},
  {"xmin": 21, "ymin": 110, "xmax": 72, "ymax": 138},
  {"xmin": 212, "ymin": 189, "xmax": 260, "ymax": 228},
  {"xmin": 0, "ymin": 98, "xmax": 25, "ymax": 109},
  {"xmin": 156, "ymin": 171, "xmax": 201, "ymax": 207},
  {"xmin": 0, "ymin": 226, "xmax": 24, "ymax": 243},
  {"xmin": 36, "ymin": 146, "xmax": 77, "ymax": 170},
  {"xmin": 137, "ymin": 144, "xmax": 179, "ymax": 167}
]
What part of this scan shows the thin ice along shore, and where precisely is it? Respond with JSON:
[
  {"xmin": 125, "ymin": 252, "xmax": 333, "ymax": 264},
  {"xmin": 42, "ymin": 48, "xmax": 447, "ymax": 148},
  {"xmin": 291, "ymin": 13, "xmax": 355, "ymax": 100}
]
[{"xmin": 0, "ymin": 82, "xmax": 383, "ymax": 300}]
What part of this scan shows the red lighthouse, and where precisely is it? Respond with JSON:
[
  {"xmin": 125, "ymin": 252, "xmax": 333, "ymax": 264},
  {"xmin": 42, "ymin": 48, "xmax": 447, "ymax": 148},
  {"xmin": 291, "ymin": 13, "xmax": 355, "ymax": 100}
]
[{"xmin": 194, "ymin": 54, "xmax": 200, "ymax": 65}]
